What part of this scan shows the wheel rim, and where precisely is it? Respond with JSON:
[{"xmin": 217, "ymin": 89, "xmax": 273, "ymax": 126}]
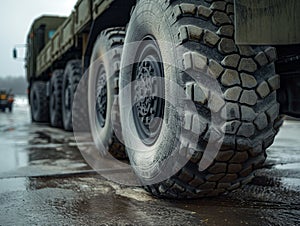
[
  {"xmin": 50, "ymin": 86, "xmax": 56, "ymax": 112},
  {"xmin": 95, "ymin": 65, "xmax": 107, "ymax": 128},
  {"xmin": 64, "ymin": 80, "xmax": 72, "ymax": 117},
  {"xmin": 32, "ymin": 91, "xmax": 38, "ymax": 112},
  {"xmin": 132, "ymin": 36, "xmax": 165, "ymax": 146}
]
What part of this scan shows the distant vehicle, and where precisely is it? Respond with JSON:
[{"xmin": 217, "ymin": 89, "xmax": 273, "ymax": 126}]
[
  {"xmin": 0, "ymin": 89, "xmax": 14, "ymax": 112},
  {"xmin": 14, "ymin": 0, "xmax": 300, "ymax": 199}
]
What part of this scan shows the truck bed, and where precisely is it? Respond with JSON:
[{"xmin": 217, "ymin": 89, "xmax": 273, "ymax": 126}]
[{"xmin": 36, "ymin": 0, "xmax": 114, "ymax": 76}]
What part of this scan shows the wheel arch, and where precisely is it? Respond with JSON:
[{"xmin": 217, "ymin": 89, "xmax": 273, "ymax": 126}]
[{"xmin": 83, "ymin": 0, "xmax": 136, "ymax": 71}]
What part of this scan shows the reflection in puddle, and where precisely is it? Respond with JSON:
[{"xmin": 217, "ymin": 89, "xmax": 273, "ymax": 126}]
[
  {"xmin": 15, "ymin": 149, "xmax": 29, "ymax": 168},
  {"xmin": 0, "ymin": 143, "xmax": 28, "ymax": 174}
]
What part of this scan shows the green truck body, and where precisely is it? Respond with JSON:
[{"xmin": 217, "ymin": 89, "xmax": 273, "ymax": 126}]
[
  {"xmin": 26, "ymin": 0, "xmax": 300, "ymax": 81},
  {"xmin": 26, "ymin": 16, "xmax": 67, "ymax": 81},
  {"xmin": 27, "ymin": 0, "xmax": 131, "ymax": 80}
]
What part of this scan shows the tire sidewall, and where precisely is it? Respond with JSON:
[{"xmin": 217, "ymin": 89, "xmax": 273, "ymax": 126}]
[
  {"xmin": 50, "ymin": 70, "xmax": 63, "ymax": 127},
  {"xmin": 62, "ymin": 61, "xmax": 81, "ymax": 131},
  {"xmin": 62, "ymin": 66, "xmax": 72, "ymax": 130},
  {"xmin": 120, "ymin": 1, "xmax": 185, "ymax": 183},
  {"xmin": 30, "ymin": 83, "xmax": 40, "ymax": 121},
  {"xmin": 88, "ymin": 36, "xmax": 118, "ymax": 153}
]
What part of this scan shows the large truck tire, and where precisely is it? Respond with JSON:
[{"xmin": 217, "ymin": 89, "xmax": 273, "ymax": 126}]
[
  {"xmin": 88, "ymin": 27, "xmax": 126, "ymax": 159},
  {"xmin": 119, "ymin": 0, "xmax": 283, "ymax": 198},
  {"xmin": 30, "ymin": 81, "xmax": 49, "ymax": 122},
  {"xmin": 50, "ymin": 70, "xmax": 64, "ymax": 128},
  {"xmin": 62, "ymin": 60, "xmax": 82, "ymax": 131}
]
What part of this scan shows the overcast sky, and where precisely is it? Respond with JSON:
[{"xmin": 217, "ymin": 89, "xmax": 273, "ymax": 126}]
[{"xmin": 0, "ymin": 0, "xmax": 77, "ymax": 78}]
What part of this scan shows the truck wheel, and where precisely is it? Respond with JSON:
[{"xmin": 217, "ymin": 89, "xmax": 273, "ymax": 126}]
[
  {"xmin": 50, "ymin": 70, "xmax": 63, "ymax": 128},
  {"xmin": 62, "ymin": 60, "xmax": 82, "ymax": 131},
  {"xmin": 119, "ymin": 0, "xmax": 282, "ymax": 198},
  {"xmin": 30, "ymin": 81, "xmax": 49, "ymax": 122},
  {"xmin": 88, "ymin": 27, "xmax": 126, "ymax": 159}
]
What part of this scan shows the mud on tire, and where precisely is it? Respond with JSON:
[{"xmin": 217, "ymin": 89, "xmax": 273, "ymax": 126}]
[{"xmin": 120, "ymin": 0, "xmax": 283, "ymax": 198}]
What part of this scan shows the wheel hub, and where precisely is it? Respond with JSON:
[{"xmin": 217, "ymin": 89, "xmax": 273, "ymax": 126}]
[
  {"xmin": 135, "ymin": 61, "xmax": 158, "ymax": 127},
  {"xmin": 133, "ymin": 37, "xmax": 164, "ymax": 146},
  {"xmin": 65, "ymin": 83, "xmax": 71, "ymax": 110},
  {"xmin": 95, "ymin": 66, "xmax": 107, "ymax": 128},
  {"xmin": 33, "ymin": 91, "xmax": 38, "ymax": 110},
  {"xmin": 51, "ymin": 87, "xmax": 56, "ymax": 111}
]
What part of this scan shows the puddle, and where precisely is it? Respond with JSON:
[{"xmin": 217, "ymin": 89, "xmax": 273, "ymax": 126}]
[
  {"xmin": 0, "ymin": 98, "xmax": 300, "ymax": 225},
  {"xmin": 281, "ymin": 178, "xmax": 300, "ymax": 191},
  {"xmin": 0, "ymin": 178, "xmax": 28, "ymax": 192},
  {"xmin": 0, "ymin": 143, "xmax": 28, "ymax": 174},
  {"xmin": 275, "ymin": 163, "xmax": 300, "ymax": 171}
]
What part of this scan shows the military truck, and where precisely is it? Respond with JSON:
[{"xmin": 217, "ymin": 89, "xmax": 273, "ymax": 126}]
[{"xmin": 14, "ymin": 0, "xmax": 300, "ymax": 198}]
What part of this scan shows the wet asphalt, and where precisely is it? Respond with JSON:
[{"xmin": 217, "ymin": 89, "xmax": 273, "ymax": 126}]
[{"xmin": 0, "ymin": 97, "xmax": 299, "ymax": 226}]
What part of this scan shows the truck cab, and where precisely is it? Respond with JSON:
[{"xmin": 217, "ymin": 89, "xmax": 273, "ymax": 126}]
[{"xmin": 25, "ymin": 16, "xmax": 67, "ymax": 82}]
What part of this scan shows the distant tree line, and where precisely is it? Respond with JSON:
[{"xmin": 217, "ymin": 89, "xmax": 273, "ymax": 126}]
[{"xmin": 0, "ymin": 76, "xmax": 27, "ymax": 95}]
